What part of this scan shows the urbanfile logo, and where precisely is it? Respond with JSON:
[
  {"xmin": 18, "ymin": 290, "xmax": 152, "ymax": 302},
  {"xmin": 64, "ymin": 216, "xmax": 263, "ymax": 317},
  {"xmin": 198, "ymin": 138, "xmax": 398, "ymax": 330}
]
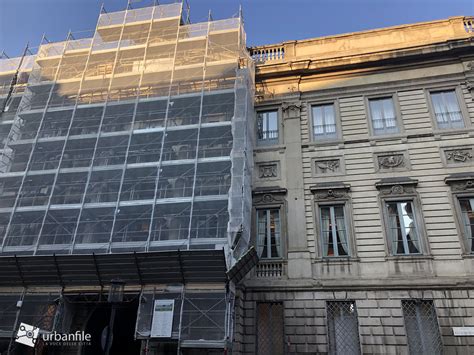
[{"xmin": 15, "ymin": 323, "xmax": 40, "ymax": 348}]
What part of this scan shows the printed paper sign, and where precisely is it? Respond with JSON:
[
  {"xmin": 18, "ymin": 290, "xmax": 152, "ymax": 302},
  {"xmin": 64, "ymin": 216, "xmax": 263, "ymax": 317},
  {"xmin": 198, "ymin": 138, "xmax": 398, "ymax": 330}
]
[{"xmin": 151, "ymin": 299, "xmax": 174, "ymax": 338}]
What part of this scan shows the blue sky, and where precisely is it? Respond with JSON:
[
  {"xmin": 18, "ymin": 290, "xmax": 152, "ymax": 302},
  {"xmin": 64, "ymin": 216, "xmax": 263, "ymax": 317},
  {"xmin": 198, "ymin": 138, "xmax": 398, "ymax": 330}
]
[{"xmin": 1, "ymin": 0, "xmax": 473, "ymax": 56}]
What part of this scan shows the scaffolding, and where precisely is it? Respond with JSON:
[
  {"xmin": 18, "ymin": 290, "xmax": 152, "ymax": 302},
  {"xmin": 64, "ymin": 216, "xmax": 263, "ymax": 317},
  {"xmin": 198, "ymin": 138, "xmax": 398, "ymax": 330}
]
[
  {"xmin": 0, "ymin": 2, "xmax": 254, "ymax": 352},
  {"xmin": 0, "ymin": 2, "xmax": 253, "ymax": 260}
]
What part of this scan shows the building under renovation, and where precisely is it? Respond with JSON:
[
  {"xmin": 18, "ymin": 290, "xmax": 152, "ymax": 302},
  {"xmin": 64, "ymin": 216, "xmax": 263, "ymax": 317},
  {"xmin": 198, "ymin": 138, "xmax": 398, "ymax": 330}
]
[
  {"xmin": 1, "ymin": 1, "xmax": 474, "ymax": 354},
  {"xmin": 0, "ymin": 2, "xmax": 255, "ymax": 354}
]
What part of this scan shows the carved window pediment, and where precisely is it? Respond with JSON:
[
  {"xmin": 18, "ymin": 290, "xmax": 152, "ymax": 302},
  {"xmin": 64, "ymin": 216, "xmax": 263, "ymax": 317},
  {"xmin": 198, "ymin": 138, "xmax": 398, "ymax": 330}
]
[
  {"xmin": 310, "ymin": 183, "xmax": 350, "ymax": 201},
  {"xmin": 445, "ymin": 174, "xmax": 474, "ymax": 192},
  {"xmin": 253, "ymin": 188, "xmax": 287, "ymax": 205},
  {"xmin": 375, "ymin": 178, "xmax": 418, "ymax": 196}
]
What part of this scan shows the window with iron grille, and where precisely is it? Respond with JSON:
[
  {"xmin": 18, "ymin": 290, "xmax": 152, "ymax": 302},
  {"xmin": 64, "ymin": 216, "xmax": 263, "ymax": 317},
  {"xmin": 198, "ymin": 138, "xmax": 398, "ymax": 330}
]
[
  {"xmin": 458, "ymin": 197, "xmax": 474, "ymax": 254},
  {"xmin": 368, "ymin": 97, "xmax": 399, "ymax": 135},
  {"xmin": 326, "ymin": 301, "xmax": 361, "ymax": 355},
  {"xmin": 319, "ymin": 204, "xmax": 350, "ymax": 257},
  {"xmin": 402, "ymin": 300, "xmax": 443, "ymax": 355},
  {"xmin": 312, "ymin": 103, "xmax": 337, "ymax": 140},
  {"xmin": 257, "ymin": 302, "xmax": 285, "ymax": 355},
  {"xmin": 257, "ymin": 110, "xmax": 279, "ymax": 145},
  {"xmin": 430, "ymin": 90, "xmax": 464, "ymax": 129},
  {"xmin": 385, "ymin": 200, "xmax": 422, "ymax": 255},
  {"xmin": 257, "ymin": 209, "xmax": 282, "ymax": 259}
]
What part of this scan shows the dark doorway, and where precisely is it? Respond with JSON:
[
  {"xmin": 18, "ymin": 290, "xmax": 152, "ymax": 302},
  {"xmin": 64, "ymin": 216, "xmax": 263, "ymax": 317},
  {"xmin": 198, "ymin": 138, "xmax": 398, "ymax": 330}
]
[{"xmin": 83, "ymin": 300, "xmax": 141, "ymax": 355}]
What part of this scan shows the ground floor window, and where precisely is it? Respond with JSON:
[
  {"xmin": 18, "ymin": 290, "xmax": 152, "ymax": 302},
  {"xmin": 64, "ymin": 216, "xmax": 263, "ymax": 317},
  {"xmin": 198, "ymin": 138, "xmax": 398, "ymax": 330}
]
[
  {"xmin": 257, "ymin": 302, "xmax": 285, "ymax": 355},
  {"xmin": 326, "ymin": 301, "xmax": 361, "ymax": 355},
  {"xmin": 402, "ymin": 300, "xmax": 442, "ymax": 355}
]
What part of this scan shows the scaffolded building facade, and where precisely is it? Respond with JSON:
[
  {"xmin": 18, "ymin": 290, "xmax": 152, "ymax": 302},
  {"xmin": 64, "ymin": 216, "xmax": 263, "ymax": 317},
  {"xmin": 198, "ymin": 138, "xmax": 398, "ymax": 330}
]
[{"xmin": 0, "ymin": 2, "xmax": 254, "ymax": 354}]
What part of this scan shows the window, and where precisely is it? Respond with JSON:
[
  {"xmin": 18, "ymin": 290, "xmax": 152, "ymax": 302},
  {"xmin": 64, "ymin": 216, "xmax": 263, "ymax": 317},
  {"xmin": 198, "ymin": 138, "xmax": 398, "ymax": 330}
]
[
  {"xmin": 430, "ymin": 90, "xmax": 464, "ymax": 129},
  {"xmin": 312, "ymin": 183, "xmax": 354, "ymax": 258},
  {"xmin": 385, "ymin": 201, "xmax": 421, "ymax": 255},
  {"xmin": 459, "ymin": 197, "xmax": 474, "ymax": 253},
  {"xmin": 257, "ymin": 209, "xmax": 281, "ymax": 259},
  {"xmin": 320, "ymin": 205, "xmax": 349, "ymax": 257},
  {"xmin": 368, "ymin": 97, "xmax": 399, "ymax": 135},
  {"xmin": 327, "ymin": 301, "xmax": 361, "ymax": 355},
  {"xmin": 312, "ymin": 103, "xmax": 337, "ymax": 140},
  {"xmin": 257, "ymin": 110, "xmax": 278, "ymax": 145},
  {"xmin": 402, "ymin": 300, "xmax": 442, "ymax": 355},
  {"xmin": 257, "ymin": 302, "xmax": 284, "ymax": 355}
]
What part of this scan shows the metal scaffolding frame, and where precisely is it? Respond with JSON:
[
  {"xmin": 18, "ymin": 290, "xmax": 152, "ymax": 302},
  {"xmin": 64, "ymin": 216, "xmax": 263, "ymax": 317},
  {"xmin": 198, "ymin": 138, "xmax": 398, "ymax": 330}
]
[{"xmin": 0, "ymin": 2, "xmax": 254, "ymax": 263}]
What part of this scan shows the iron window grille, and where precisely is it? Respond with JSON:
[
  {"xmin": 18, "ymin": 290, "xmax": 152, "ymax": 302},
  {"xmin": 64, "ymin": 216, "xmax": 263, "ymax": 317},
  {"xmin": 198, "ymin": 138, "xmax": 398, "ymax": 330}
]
[
  {"xmin": 402, "ymin": 300, "xmax": 443, "ymax": 355},
  {"xmin": 430, "ymin": 90, "xmax": 464, "ymax": 129},
  {"xmin": 257, "ymin": 302, "xmax": 285, "ymax": 355},
  {"xmin": 326, "ymin": 301, "xmax": 361, "ymax": 355},
  {"xmin": 312, "ymin": 103, "xmax": 337, "ymax": 140},
  {"xmin": 368, "ymin": 97, "xmax": 399, "ymax": 135},
  {"xmin": 257, "ymin": 110, "xmax": 279, "ymax": 145}
]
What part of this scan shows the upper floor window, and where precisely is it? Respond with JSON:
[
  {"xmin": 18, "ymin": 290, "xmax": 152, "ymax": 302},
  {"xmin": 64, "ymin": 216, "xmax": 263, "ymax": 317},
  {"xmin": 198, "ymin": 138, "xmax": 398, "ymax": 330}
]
[
  {"xmin": 311, "ymin": 183, "xmax": 354, "ymax": 258},
  {"xmin": 257, "ymin": 208, "xmax": 282, "ymax": 259},
  {"xmin": 368, "ymin": 97, "xmax": 399, "ymax": 135},
  {"xmin": 320, "ymin": 205, "xmax": 349, "ymax": 257},
  {"xmin": 385, "ymin": 201, "xmax": 421, "ymax": 255},
  {"xmin": 376, "ymin": 178, "xmax": 426, "ymax": 256},
  {"xmin": 257, "ymin": 110, "xmax": 278, "ymax": 145},
  {"xmin": 430, "ymin": 90, "xmax": 464, "ymax": 129},
  {"xmin": 312, "ymin": 103, "xmax": 337, "ymax": 140},
  {"xmin": 459, "ymin": 198, "xmax": 474, "ymax": 253}
]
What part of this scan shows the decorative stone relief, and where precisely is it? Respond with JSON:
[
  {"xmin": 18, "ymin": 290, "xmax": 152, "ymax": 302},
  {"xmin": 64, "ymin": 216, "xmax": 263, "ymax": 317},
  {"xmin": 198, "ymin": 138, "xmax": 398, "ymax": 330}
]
[
  {"xmin": 315, "ymin": 159, "xmax": 340, "ymax": 174},
  {"xmin": 448, "ymin": 179, "xmax": 474, "ymax": 192},
  {"xmin": 281, "ymin": 101, "xmax": 302, "ymax": 119},
  {"xmin": 375, "ymin": 152, "xmax": 409, "ymax": 172},
  {"xmin": 375, "ymin": 179, "xmax": 418, "ymax": 196},
  {"xmin": 444, "ymin": 148, "xmax": 473, "ymax": 164},
  {"xmin": 253, "ymin": 188, "xmax": 287, "ymax": 205},
  {"xmin": 310, "ymin": 184, "xmax": 350, "ymax": 201},
  {"xmin": 258, "ymin": 163, "xmax": 278, "ymax": 179},
  {"xmin": 379, "ymin": 184, "xmax": 416, "ymax": 196}
]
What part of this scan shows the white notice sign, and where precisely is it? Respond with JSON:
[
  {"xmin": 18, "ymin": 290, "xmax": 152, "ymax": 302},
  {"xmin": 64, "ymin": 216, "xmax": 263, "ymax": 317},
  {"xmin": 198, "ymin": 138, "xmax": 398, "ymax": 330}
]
[
  {"xmin": 151, "ymin": 299, "xmax": 174, "ymax": 338},
  {"xmin": 453, "ymin": 327, "xmax": 474, "ymax": 336}
]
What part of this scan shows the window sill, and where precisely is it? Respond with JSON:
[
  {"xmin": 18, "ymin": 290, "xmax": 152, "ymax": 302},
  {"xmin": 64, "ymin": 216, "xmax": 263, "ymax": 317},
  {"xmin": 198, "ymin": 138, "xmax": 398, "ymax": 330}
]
[
  {"xmin": 385, "ymin": 254, "xmax": 433, "ymax": 262},
  {"xmin": 433, "ymin": 127, "xmax": 473, "ymax": 137},
  {"xmin": 368, "ymin": 133, "xmax": 407, "ymax": 144},
  {"xmin": 315, "ymin": 256, "xmax": 360, "ymax": 263},
  {"xmin": 302, "ymin": 140, "xmax": 343, "ymax": 148},
  {"xmin": 254, "ymin": 145, "xmax": 286, "ymax": 153}
]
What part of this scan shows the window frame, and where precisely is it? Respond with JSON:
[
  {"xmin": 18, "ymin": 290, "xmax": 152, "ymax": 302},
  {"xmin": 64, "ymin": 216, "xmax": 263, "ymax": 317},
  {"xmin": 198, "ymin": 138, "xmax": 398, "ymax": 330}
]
[
  {"xmin": 255, "ymin": 301, "xmax": 286, "ymax": 355},
  {"xmin": 311, "ymin": 183, "xmax": 356, "ymax": 259},
  {"xmin": 382, "ymin": 199, "xmax": 423, "ymax": 256},
  {"xmin": 401, "ymin": 299, "xmax": 443, "ymax": 355},
  {"xmin": 326, "ymin": 300, "xmax": 362, "ymax": 355},
  {"xmin": 252, "ymin": 188, "xmax": 287, "ymax": 260},
  {"xmin": 256, "ymin": 208, "xmax": 283, "ymax": 259},
  {"xmin": 455, "ymin": 195, "xmax": 474, "ymax": 255},
  {"xmin": 309, "ymin": 100, "xmax": 342, "ymax": 143},
  {"xmin": 426, "ymin": 86, "xmax": 470, "ymax": 132},
  {"xmin": 256, "ymin": 108, "xmax": 281, "ymax": 146},
  {"xmin": 316, "ymin": 202, "xmax": 352, "ymax": 258},
  {"xmin": 376, "ymin": 180, "xmax": 429, "ymax": 257},
  {"xmin": 445, "ymin": 175, "xmax": 474, "ymax": 256},
  {"xmin": 365, "ymin": 93, "xmax": 404, "ymax": 138}
]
